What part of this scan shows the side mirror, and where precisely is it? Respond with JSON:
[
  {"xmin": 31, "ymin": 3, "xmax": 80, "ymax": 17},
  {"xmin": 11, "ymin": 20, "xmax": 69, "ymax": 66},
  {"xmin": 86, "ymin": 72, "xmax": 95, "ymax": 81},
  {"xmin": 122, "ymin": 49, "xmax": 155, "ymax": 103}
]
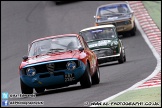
[
  {"xmin": 94, "ymin": 16, "xmax": 96, "ymax": 19},
  {"xmin": 79, "ymin": 47, "xmax": 84, "ymax": 52},
  {"xmin": 22, "ymin": 56, "xmax": 28, "ymax": 61}
]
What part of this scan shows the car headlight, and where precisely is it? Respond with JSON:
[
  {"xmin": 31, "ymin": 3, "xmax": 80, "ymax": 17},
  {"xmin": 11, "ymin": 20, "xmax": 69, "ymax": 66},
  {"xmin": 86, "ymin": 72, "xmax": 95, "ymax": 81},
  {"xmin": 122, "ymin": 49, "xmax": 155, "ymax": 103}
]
[
  {"xmin": 111, "ymin": 41, "xmax": 118, "ymax": 49},
  {"xmin": 113, "ymin": 41, "xmax": 118, "ymax": 45},
  {"xmin": 124, "ymin": 20, "xmax": 131, "ymax": 25},
  {"xmin": 26, "ymin": 67, "xmax": 36, "ymax": 76},
  {"xmin": 66, "ymin": 61, "xmax": 76, "ymax": 70},
  {"xmin": 111, "ymin": 41, "xmax": 118, "ymax": 46}
]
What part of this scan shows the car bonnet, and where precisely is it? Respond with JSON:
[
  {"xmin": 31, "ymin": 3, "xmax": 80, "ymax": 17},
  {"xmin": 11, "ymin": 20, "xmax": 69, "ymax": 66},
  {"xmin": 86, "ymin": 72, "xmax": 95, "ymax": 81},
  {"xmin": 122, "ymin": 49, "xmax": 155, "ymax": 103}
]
[{"xmin": 25, "ymin": 50, "xmax": 80, "ymax": 65}]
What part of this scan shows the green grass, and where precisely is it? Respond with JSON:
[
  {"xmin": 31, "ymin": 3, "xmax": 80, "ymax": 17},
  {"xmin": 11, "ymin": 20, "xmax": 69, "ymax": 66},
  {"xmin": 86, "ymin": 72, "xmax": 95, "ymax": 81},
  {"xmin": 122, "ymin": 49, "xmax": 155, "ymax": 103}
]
[
  {"xmin": 142, "ymin": 1, "xmax": 161, "ymax": 30},
  {"xmin": 101, "ymin": 87, "xmax": 161, "ymax": 107}
]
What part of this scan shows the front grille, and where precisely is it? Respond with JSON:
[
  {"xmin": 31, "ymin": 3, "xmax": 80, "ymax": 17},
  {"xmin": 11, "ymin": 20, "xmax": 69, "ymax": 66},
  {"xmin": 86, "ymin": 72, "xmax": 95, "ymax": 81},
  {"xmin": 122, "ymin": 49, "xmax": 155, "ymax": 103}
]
[
  {"xmin": 94, "ymin": 49, "xmax": 113, "ymax": 58},
  {"xmin": 23, "ymin": 60, "xmax": 80, "ymax": 74}
]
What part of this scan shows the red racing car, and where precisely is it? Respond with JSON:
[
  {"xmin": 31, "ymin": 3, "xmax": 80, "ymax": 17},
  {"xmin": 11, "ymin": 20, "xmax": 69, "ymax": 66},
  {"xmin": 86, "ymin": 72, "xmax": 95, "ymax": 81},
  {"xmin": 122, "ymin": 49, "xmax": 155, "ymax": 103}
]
[{"xmin": 19, "ymin": 34, "xmax": 100, "ymax": 94}]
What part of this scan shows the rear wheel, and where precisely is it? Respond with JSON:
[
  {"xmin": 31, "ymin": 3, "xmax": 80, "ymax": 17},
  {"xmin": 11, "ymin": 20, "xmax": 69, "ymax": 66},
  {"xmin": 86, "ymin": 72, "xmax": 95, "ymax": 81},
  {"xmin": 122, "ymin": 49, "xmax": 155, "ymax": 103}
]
[
  {"xmin": 35, "ymin": 87, "xmax": 45, "ymax": 93},
  {"xmin": 20, "ymin": 78, "xmax": 33, "ymax": 94},
  {"xmin": 92, "ymin": 67, "xmax": 100, "ymax": 85},
  {"xmin": 80, "ymin": 64, "xmax": 92, "ymax": 88},
  {"xmin": 130, "ymin": 22, "xmax": 136, "ymax": 36},
  {"xmin": 124, "ymin": 53, "xmax": 126, "ymax": 62}
]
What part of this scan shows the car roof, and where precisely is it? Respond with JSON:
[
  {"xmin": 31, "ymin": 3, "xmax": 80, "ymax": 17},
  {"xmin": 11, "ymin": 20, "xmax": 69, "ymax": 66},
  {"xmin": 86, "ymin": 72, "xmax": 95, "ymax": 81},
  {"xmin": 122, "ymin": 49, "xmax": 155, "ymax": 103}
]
[
  {"xmin": 97, "ymin": 2, "xmax": 129, "ymax": 9},
  {"xmin": 32, "ymin": 34, "xmax": 79, "ymax": 43},
  {"xmin": 80, "ymin": 25, "xmax": 115, "ymax": 32}
]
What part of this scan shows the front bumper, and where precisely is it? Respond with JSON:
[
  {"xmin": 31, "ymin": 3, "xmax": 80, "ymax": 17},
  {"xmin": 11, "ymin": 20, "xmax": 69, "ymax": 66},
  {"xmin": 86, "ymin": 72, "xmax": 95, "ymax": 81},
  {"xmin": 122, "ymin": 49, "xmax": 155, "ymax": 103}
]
[
  {"xmin": 20, "ymin": 59, "xmax": 86, "ymax": 88},
  {"xmin": 98, "ymin": 54, "xmax": 120, "ymax": 64},
  {"xmin": 116, "ymin": 24, "xmax": 134, "ymax": 32},
  {"xmin": 93, "ymin": 48, "xmax": 121, "ymax": 64},
  {"xmin": 96, "ymin": 19, "xmax": 134, "ymax": 32}
]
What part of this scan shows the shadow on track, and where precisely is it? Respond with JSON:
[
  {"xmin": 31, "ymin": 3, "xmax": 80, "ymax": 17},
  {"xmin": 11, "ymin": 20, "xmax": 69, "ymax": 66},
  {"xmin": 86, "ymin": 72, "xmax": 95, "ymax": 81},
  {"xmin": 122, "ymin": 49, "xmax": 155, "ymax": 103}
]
[
  {"xmin": 36, "ymin": 85, "xmax": 85, "ymax": 97},
  {"xmin": 99, "ymin": 61, "xmax": 120, "ymax": 67},
  {"xmin": 118, "ymin": 28, "xmax": 141, "ymax": 39}
]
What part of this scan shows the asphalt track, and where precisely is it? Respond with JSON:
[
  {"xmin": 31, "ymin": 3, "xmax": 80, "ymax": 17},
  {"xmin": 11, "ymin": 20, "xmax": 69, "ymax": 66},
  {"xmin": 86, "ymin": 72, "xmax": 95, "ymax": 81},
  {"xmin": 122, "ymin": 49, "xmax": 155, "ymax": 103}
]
[{"xmin": 1, "ymin": 1, "xmax": 157, "ymax": 107}]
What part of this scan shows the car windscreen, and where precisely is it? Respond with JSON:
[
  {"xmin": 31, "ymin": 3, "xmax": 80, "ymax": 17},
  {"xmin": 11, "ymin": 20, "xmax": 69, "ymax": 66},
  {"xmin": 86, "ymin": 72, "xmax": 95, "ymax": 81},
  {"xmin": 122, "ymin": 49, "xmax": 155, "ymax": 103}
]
[
  {"xmin": 80, "ymin": 28, "xmax": 116, "ymax": 42},
  {"xmin": 28, "ymin": 36, "xmax": 81, "ymax": 57}
]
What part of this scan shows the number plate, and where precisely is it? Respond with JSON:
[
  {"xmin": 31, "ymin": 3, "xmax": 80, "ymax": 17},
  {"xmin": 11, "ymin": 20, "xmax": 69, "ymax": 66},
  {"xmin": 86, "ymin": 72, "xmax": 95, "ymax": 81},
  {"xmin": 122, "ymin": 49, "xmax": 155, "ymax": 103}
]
[
  {"xmin": 64, "ymin": 73, "xmax": 75, "ymax": 82},
  {"xmin": 98, "ymin": 50, "xmax": 105, "ymax": 57},
  {"xmin": 108, "ymin": 17, "xmax": 118, "ymax": 20}
]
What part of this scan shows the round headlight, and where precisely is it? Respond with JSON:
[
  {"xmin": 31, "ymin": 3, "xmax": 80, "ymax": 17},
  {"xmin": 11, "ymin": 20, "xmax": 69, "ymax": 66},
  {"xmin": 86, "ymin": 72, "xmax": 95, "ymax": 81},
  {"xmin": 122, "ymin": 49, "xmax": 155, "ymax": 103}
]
[
  {"xmin": 125, "ymin": 20, "xmax": 131, "ymax": 25},
  {"xmin": 113, "ymin": 41, "xmax": 118, "ymax": 45},
  {"xmin": 66, "ymin": 61, "xmax": 76, "ymax": 71},
  {"xmin": 26, "ymin": 67, "xmax": 36, "ymax": 76},
  {"xmin": 111, "ymin": 41, "xmax": 118, "ymax": 46}
]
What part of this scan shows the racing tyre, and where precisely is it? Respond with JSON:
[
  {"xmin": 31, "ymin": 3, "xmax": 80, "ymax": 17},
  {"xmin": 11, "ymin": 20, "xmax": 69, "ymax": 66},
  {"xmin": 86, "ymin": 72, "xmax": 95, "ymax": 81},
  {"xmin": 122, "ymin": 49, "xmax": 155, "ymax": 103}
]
[
  {"xmin": 92, "ymin": 67, "xmax": 100, "ymax": 85},
  {"xmin": 20, "ymin": 78, "xmax": 33, "ymax": 94},
  {"xmin": 80, "ymin": 64, "xmax": 92, "ymax": 88},
  {"xmin": 124, "ymin": 54, "xmax": 126, "ymax": 62},
  {"xmin": 130, "ymin": 23, "xmax": 136, "ymax": 36},
  {"xmin": 118, "ymin": 51, "xmax": 124, "ymax": 64},
  {"xmin": 35, "ymin": 88, "xmax": 45, "ymax": 93}
]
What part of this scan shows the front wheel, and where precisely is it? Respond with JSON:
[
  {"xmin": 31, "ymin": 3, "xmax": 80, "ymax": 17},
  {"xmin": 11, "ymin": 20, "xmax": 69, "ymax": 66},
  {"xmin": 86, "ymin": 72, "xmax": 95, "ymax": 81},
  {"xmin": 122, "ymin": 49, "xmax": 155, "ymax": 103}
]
[
  {"xmin": 80, "ymin": 64, "xmax": 92, "ymax": 88},
  {"xmin": 118, "ymin": 50, "xmax": 124, "ymax": 64},
  {"xmin": 124, "ymin": 53, "xmax": 126, "ymax": 62},
  {"xmin": 20, "ymin": 78, "xmax": 33, "ymax": 94},
  {"xmin": 92, "ymin": 67, "xmax": 100, "ymax": 85},
  {"xmin": 130, "ymin": 23, "xmax": 136, "ymax": 36},
  {"xmin": 35, "ymin": 88, "xmax": 45, "ymax": 93}
]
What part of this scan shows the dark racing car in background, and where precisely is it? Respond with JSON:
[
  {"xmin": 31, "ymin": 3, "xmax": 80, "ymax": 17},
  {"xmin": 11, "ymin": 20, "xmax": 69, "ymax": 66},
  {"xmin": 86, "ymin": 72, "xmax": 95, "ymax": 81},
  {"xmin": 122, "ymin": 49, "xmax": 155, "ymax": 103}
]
[
  {"xmin": 54, "ymin": 1, "xmax": 78, "ymax": 5},
  {"xmin": 19, "ymin": 34, "xmax": 100, "ymax": 94},
  {"xmin": 79, "ymin": 25, "xmax": 126, "ymax": 64},
  {"xmin": 94, "ymin": 2, "xmax": 136, "ymax": 36}
]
